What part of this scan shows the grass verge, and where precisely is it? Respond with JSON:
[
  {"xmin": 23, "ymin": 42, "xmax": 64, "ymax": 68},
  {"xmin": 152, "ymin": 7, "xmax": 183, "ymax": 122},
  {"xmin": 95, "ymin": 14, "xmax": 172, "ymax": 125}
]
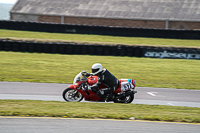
[
  {"xmin": 0, "ymin": 29, "xmax": 200, "ymax": 48},
  {"xmin": 0, "ymin": 51, "xmax": 200, "ymax": 90},
  {"xmin": 0, "ymin": 100, "xmax": 199, "ymax": 123}
]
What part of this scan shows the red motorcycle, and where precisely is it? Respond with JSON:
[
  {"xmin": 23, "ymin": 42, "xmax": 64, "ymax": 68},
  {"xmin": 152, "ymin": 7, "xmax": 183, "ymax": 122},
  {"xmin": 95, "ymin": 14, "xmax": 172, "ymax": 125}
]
[{"xmin": 62, "ymin": 71, "xmax": 137, "ymax": 103}]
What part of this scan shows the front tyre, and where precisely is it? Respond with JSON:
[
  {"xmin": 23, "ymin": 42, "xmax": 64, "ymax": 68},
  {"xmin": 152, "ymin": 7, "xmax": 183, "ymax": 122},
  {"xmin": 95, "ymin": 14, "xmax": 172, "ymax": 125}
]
[{"xmin": 62, "ymin": 88, "xmax": 83, "ymax": 102}]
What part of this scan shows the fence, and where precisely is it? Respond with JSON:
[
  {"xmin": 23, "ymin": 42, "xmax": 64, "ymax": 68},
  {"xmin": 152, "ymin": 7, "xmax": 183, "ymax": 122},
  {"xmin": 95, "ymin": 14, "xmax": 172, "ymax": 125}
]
[
  {"xmin": 0, "ymin": 39, "xmax": 199, "ymax": 59},
  {"xmin": 0, "ymin": 20, "xmax": 199, "ymax": 39}
]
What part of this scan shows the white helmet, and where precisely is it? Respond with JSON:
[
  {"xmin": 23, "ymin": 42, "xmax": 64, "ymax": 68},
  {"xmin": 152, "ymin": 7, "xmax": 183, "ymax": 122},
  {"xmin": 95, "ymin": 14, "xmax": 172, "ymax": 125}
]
[{"xmin": 91, "ymin": 63, "xmax": 103, "ymax": 75}]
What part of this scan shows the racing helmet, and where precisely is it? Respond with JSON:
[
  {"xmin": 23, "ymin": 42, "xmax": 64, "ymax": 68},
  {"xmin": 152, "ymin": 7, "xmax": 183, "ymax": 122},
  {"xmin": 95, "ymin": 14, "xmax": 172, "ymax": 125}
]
[{"xmin": 91, "ymin": 63, "xmax": 103, "ymax": 75}]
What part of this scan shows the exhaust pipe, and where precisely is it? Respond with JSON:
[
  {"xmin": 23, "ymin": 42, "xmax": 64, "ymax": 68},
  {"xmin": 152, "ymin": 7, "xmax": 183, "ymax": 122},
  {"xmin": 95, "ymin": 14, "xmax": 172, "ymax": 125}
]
[
  {"xmin": 125, "ymin": 90, "xmax": 137, "ymax": 96},
  {"xmin": 116, "ymin": 90, "xmax": 137, "ymax": 99}
]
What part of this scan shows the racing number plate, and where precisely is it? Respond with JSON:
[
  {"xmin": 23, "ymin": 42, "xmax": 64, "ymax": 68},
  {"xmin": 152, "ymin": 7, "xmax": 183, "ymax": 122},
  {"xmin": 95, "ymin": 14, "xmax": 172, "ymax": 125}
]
[{"xmin": 121, "ymin": 82, "xmax": 134, "ymax": 91}]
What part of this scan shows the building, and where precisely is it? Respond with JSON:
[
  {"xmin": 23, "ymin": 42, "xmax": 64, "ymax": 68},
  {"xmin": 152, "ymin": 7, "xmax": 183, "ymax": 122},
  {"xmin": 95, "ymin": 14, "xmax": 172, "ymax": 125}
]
[{"xmin": 10, "ymin": 0, "xmax": 200, "ymax": 30}]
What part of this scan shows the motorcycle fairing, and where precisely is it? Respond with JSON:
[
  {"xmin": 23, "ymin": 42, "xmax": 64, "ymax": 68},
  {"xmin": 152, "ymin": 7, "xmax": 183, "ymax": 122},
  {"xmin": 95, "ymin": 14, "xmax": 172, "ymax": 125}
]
[
  {"xmin": 68, "ymin": 83, "xmax": 102, "ymax": 101},
  {"xmin": 68, "ymin": 84, "xmax": 75, "ymax": 89}
]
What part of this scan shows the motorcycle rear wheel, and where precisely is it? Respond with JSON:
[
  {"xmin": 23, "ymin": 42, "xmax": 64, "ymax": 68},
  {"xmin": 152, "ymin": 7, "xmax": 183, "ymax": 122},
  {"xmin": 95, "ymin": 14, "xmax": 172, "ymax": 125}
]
[
  {"xmin": 62, "ymin": 88, "xmax": 83, "ymax": 102},
  {"xmin": 113, "ymin": 94, "xmax": 134, "ymax": 103}
]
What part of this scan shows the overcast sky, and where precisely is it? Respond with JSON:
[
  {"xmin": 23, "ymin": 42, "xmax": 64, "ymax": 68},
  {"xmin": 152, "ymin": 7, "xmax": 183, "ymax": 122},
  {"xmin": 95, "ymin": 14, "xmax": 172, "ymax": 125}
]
[{"xmin": 0, "ymin": 0, "xmax": 17, "ymax": 4}]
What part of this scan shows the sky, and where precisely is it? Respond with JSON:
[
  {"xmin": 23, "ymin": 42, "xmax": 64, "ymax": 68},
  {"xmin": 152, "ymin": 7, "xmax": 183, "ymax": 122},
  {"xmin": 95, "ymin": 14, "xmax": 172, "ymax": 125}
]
[{"xmin": 0, "ymin": 0, "xmax": 17, "ymax": 4}]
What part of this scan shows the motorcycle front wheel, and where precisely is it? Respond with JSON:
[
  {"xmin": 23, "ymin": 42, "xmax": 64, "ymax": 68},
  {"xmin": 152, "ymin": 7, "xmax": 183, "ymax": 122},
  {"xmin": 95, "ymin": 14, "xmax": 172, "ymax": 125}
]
[{"xmin": 62, "ymin": 88, "xmax": 83, "ymax": 102}]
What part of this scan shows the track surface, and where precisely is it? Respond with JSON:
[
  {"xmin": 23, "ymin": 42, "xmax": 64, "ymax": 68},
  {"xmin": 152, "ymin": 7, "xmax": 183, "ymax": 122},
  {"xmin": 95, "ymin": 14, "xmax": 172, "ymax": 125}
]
[
  {"xmin": 0, "ymin": 82, "xmax": 200, "ymax": 107},
  {"xmin": 1, "ymin": 82, "xmax": 200, "ymax": 133},
  {"xmin": 0, "ymin": 117, "xmax": 199, "ymax": 133}
]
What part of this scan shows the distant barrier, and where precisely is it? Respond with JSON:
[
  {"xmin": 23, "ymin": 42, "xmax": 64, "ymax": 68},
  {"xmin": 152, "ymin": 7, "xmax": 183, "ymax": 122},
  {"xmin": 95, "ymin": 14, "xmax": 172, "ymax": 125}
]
[
  {"xmin": 0, "ymin": 39, "xmax": 199, "ymax": 59},
  {"xmin": 0, "ymin": 20, "xmax": 200, "ymax": 39}
]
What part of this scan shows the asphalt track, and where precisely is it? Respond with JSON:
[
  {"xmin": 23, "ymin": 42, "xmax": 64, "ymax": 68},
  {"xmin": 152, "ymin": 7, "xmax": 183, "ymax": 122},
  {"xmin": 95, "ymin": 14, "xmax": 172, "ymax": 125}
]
[
  {"xmin": 1, "ymin": 82, "xmax": 200, "ymax": 133},
  {"xmin": 0, "ymin": 82, "xmax": 200, "ymax": 107},
  {"xmin": 0, "ymin": 117, "xmax": 200, "ymax": 133}
]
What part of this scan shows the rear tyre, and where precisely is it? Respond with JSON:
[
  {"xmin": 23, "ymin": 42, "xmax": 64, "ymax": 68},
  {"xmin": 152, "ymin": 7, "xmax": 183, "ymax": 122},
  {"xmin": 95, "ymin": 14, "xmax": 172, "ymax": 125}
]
[
  {"xmin": 114, "ymin": 93, "xmax": 134, "ymax": 103},
  {"xmin": 62, "ymin": 88, "xmax": 83, "ymax": 102}
]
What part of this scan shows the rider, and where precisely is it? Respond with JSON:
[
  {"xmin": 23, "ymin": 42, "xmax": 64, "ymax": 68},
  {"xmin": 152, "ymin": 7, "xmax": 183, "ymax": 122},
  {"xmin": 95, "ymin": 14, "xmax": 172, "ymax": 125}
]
[{"xmin": 83, "ymin": 63, "xmax": 119, "ymax": 100}]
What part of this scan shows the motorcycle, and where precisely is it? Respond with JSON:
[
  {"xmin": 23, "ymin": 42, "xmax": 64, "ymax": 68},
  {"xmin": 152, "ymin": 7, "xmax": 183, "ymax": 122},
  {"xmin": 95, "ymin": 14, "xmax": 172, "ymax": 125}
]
[{"xmin": 62, "ymin": 71, "xmax": 137, "ymax": 103}]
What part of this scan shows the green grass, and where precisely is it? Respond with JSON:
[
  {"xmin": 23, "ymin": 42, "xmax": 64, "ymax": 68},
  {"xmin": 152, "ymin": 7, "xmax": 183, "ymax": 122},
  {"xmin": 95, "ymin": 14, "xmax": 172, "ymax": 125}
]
[
  {"xmin": 0, "ymin": 51, "xmax": 200, "ymax": 90},
  {"xmin": 0, "ymin": 100, "xmax": 199, "ymax": 123},
  {"xmin": 0, "ymin": 29, "xmax": 200, "ymax": 48}
]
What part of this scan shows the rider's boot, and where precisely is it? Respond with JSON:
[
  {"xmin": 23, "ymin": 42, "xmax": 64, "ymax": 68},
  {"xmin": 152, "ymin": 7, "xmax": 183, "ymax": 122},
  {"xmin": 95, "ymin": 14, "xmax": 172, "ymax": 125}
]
[
  {"xmin": 97, "ymin": 89, "xmax": 114, "ymax": 102},
  {"xmin": 106, "ymin": 94, "xmax": 115, "ymax": 102}
]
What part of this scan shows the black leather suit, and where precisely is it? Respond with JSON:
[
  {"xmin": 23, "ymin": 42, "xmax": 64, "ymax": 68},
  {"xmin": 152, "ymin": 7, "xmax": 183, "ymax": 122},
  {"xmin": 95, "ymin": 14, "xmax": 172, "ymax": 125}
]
[{"xmin": 90, "ymin": 69, "xmax": 119, "ymax": 98}]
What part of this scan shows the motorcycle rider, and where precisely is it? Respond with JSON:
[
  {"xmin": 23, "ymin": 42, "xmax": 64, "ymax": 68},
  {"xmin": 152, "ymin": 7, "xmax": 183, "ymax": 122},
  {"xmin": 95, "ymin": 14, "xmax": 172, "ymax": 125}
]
[{"xmin": 82, "ymin": 63, "xmax": 119, "ymax": 101}]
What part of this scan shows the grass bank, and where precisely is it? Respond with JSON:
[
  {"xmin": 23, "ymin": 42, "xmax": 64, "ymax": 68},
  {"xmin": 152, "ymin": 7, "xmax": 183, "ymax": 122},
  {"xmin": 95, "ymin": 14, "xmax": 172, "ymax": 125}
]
[
  {"xmin": 0, "ymin": 51, "xmax": 200, "ymax": 90},
  {"xmin": 0, "ymin": 29, "xmax": 200, "ymax": 48},
  {"xmin": 0, "ymin": 100, "xmax": 199, "ymax": 123}
]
